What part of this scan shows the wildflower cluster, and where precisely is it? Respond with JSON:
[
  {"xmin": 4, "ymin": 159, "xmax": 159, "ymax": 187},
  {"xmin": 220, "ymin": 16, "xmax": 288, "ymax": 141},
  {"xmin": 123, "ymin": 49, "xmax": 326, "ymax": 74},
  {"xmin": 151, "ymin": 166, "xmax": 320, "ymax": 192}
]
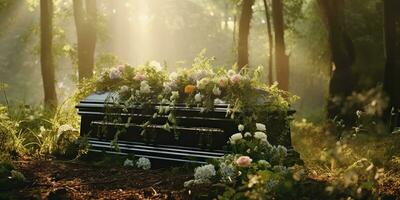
[{"xmin": 123, "ymin": 157, "xmax": 151, "ymax": 170}]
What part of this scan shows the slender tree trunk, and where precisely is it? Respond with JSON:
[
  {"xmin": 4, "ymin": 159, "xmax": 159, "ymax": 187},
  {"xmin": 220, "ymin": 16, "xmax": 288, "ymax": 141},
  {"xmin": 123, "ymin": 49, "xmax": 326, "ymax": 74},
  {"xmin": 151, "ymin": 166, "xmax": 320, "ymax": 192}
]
[
  {"xmin": 272, "ymin": 0, "xmax": 289, "ymax": 91},
  {"xmin": 237, "ymin": 0, "xmax": 255, "ymax": 70},
  {"xmin": 232, "ymin": 15, "xmax": 237, "ymax": 50},
  {"xmin": 73, "ymin": 0, "xmax": 97, "ymax": 81},
  {"xmin": 40, "ymin": 0, "xmax": 57, "ymax": 107},
  {"xmin": 263, "ymin": 0, "xmax": 274, "ymax": 85},
  {"xmin": 318, "ymin": 0, "xmax": 356, "ymax": 119},
  {"xmin": 383, "ymin": 0, "xmax": 400, "ymax": 128}
]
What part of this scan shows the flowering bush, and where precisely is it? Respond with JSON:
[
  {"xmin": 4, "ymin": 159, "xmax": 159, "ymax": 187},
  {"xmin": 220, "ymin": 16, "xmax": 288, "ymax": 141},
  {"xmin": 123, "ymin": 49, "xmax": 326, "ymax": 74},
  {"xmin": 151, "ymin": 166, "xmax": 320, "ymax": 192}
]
[{"xmin": 184, "ymin": 123, "xmax": 302, "ymax": 199}]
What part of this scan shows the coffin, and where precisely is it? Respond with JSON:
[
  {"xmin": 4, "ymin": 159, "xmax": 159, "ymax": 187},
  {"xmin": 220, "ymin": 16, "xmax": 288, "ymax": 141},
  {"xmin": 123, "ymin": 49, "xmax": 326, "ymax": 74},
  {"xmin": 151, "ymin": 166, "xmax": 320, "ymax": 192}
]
[{"xmin": 76, "ymin": 91, "xmax": 301, "ymax": 165}]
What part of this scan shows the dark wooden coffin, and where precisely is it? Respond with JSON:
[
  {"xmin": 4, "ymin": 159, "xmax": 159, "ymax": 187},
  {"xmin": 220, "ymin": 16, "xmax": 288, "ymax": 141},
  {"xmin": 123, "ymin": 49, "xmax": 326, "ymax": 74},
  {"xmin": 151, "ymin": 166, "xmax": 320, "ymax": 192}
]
[{"xmin": 76, "ymin": 92, "xmax": 301, "ymax": 165}]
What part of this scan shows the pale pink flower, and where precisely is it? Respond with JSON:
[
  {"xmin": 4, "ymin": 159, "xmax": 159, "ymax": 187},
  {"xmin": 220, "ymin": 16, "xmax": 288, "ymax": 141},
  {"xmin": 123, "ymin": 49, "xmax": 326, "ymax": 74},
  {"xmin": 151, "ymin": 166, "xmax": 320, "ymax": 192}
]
[
  {"xmin": 230, "ymin": 74, "xmax": 242, "ymax": 84},
  {"xmin": 235, "ymin": 156, "xmax": 252, "ymax": 167},
  {"xmin": 218, "ymin": 77, "xmax": 228, "ymax": 88},
  {"xmin": 134, "ymin": 73, "xmax": 146, "ymax": 81}
]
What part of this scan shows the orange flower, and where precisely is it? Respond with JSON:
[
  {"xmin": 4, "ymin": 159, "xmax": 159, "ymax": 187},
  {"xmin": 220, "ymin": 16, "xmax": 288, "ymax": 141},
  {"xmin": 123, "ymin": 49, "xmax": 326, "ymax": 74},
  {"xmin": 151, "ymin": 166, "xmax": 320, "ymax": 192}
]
[{"xmin": 184, "ymin": 84, "xmax": 195, "ymax": 94}]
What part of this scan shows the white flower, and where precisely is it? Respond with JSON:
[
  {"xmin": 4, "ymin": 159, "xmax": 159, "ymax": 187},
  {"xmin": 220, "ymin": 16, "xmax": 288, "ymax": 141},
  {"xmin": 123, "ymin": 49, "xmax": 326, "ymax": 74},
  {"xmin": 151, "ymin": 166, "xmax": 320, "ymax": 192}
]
[
  {"xmin": 140, "ymin": 81, "xmax": 151, "ymax": 94},
  {"xmin": 256, "ymin": 123, "xmax": 266, "ymax": 131},
  {"xmin": 254, "ymin": 131, "xmax": 267, "ymax": 142},
  {"xmin": 170, "ymin": 91, "xmax": 179, "ymax": 101},
  {"xmin": 149, "ymin": 60, "xmax": 162, "ymax": 72},
  {"xmin": 244, "ymin": 132, "xmax": 252, "ymax": 137},
  {"xmin": 197, "ymin": 78, "xmax": 210, "ymax": 90},
  {"xmin": 194, "ymin": 164, "xmax": 216, "ymax": 181},
  {"xmin": 212, "ymin": 86, "xmax": 221, "ymax": 96},
  {"xmin": 136, "ymin": 157, "xmax": 151, "ymax": 170},
  {"xmin": 109, "ymin": 68, "xmax": 122, "ymax": 80},
  {"xmin": 123, "ymin": 159, "xmax": 134, "ymax": 167},
  {"xmin": 119, "ymin": 85, "xmax": 129, "ymax": 93},
  {"xmin": 163, "ymin": 82, "xmax": 172, "ymax": 93},
  {"xmin": 238, "ymin": 124, "xmax": 244, "ymax": 132},
  {"xmin": 229, "ymin": 133, "xmax": 243, "ymax": 144},
  {"xmin": 169, "ymin": 72, "xmax": 178, "ymax": 81},
  {"xmin": 227, "ymin": 69, "xmax": 236, "ymax": 77},
  {"xmin": 214, "ymin": 98, "xmax": 225, "ymax": 104},
  {"xmin": 194, "ymin": 93, "xmax": 202, "ymax": 103}
]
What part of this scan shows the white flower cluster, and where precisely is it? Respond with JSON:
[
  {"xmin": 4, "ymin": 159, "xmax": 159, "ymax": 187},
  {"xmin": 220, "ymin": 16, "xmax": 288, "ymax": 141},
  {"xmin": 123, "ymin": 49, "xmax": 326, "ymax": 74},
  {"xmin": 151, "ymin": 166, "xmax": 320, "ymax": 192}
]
[
  {"xmin": 229, "ymin": 123, "xmax": 268, "ymax": 144},
  {"xmin": 140, "ymin": 81, "xmax": 151, "ymax": 94},
  {"xmin": 184, "ymin": 164, "xmax": 216, "ymax": 187},
  {"xmin": 219, "ymin": 163, "xmax": 236, "ymax": 182},
  {"xmin": 123, "ymin": 158, "xmax": 134, "ymax": 167},
  {"xmin": 194, "ymin": 164, "xmax": 216, "ymax": 180},
  {"xmin": 196, "ymin": 78, "xmax": 210, "ymax": 90},
  {"xmin": 149, "ymin": 60, "xmax": 163, "ymax": 72},
  {"xmin": 136, "ymin": 157, "xmax": 151, "ymax": 170}
]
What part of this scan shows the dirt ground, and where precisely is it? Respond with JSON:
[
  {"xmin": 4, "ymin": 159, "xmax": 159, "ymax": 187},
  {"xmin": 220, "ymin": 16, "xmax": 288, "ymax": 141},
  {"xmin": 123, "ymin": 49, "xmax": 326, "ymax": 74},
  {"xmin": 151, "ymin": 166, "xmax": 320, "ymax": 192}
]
[
  {"xmin": 1, "ymin": 157, "xmax": 399, "ymax": 200},
  {"xmin": 4, "ymin": 158, "xmax": 194, "ymax": 200}
]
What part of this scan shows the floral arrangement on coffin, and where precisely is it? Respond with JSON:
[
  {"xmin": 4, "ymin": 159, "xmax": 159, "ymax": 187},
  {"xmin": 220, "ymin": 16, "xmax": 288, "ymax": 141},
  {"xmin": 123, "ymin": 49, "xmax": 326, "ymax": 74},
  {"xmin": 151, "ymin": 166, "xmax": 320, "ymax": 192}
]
[
  {"xmin": 94, "ymin": 53, "xmax": 295, "ymax": 132},
  {"xmin": 184, "ymin": 123, "xmax": 305, "ymax": 199}
]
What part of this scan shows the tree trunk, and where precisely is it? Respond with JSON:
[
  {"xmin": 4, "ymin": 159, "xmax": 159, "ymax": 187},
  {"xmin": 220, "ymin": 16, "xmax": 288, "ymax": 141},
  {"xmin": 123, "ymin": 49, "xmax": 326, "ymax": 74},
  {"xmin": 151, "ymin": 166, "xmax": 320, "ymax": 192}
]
[
  {"xmin": 73, "ymin": 0, "xmax": 97, "ymax": 81},
  {"xmin": 318, "ymin": 0, "xmax": 356, "ymax": 119},
  {"xmin": 263, "ymin": 0, "xmax": 274, "ymax": 85},
  {"xmin": 272, "ymin": 0, "xmax": 289, "ymax": 91},
  {"xmin": 383, "ymin": 0, "xmax": 400, "ymax": 128},
  {"xmin": 40, "ymin": 0, "xmax": 57, "ymax": 107},
  {"xmin": 237, "ymin": 0, "xmax": 255, "ymax": 70}
]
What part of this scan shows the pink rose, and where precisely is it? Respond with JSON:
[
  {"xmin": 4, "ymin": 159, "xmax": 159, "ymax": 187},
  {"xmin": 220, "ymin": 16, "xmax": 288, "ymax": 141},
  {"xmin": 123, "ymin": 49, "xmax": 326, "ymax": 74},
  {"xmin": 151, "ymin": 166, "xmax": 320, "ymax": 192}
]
[
  {"xmin": 230, "ymin": 74, "xmax": 242, "ymax": 84},
  {"xmin": 134, "ymin": 73, "xmax": 146, "ymax": 81},
  {"xmin": 235, "ymin": 156, "xmax": 252, "ymax": 167}
]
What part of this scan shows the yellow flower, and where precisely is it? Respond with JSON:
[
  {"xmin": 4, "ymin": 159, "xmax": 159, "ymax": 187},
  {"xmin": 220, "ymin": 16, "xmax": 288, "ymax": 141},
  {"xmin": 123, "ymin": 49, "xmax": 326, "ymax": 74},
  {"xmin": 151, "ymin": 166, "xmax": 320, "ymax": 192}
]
[{"xmin": 184, "ymin": 84, "xmax": 195, "ymax": 94}]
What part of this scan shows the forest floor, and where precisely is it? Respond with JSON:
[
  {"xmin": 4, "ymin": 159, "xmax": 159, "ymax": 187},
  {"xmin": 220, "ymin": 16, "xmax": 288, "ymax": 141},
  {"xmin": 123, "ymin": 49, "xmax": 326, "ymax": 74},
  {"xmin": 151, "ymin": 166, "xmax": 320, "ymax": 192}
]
[
  {"xmin": 1, "ymin": 157, "xmax": 400, "ymax": 200},
  {"xmin": 2, "ymin": 157, "xmax": 193, "ymax": 200}
]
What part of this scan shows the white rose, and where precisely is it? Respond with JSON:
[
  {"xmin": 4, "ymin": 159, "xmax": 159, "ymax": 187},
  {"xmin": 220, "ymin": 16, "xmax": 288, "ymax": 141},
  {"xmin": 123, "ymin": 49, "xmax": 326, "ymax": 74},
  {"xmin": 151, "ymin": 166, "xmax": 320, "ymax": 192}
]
[
  {"xmin": 254, "ymin": 131, "xmax": 267, "ymax": 142},
  {"xmin": 256, "ymin": 123, "xmax": 266, "ymax": 131},
  {"xmin": 194, "ymin": 93, "xmax": 202, "ymax": 102},
  {"xmin": 238, "ymin": 124, "xmax": 244, "ymax": 132},
  {"xmin": 244, "ymin": 132, "xmax": 252, "ymax": 137},
  {"xmin": 229, "ymin": 133, "xmax": 243, "ymax": 144}
]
